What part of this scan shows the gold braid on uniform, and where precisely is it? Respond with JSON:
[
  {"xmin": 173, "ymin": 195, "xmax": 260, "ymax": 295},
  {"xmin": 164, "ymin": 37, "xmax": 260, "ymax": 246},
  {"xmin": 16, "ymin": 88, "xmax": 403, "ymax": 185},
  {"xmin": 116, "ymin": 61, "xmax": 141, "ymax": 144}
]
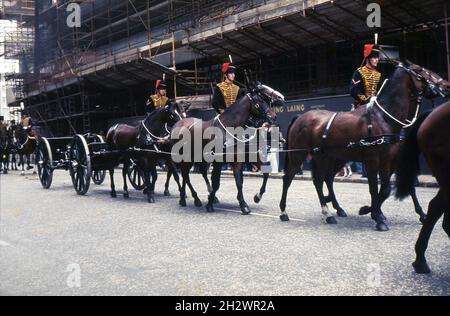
[
  {"xmin": 217, "ymin": 82, "xmax": 240, "ymax": 108},
  {"xmin": 151, "ymin": 95, "xmax": 169, "ymax": 109},
  {"xmin": 358, "ymin": 66, "xmax": 381, "ymax": 99}
]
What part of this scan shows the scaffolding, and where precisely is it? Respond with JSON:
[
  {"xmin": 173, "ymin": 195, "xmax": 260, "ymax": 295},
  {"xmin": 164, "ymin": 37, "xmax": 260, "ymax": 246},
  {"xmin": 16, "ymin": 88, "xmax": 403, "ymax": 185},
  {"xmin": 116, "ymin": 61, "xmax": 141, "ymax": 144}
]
[
  {"xmin": 3, "ymin": 0, "xmax": 449, "ymax": 136},
  {"xmin": 0, "ymin": 0, "xmax": 34, "ymax": 121}
]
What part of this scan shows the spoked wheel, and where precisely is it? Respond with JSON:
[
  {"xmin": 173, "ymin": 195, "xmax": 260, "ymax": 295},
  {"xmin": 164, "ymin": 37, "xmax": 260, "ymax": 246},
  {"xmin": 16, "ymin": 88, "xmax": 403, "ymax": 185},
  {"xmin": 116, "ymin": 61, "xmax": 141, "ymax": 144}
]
[
  {"xmin": 127, "ymin": 158, "xmax": 145, "ymax": 190},
  {"xmin": 69, "ymin": 135, "xmax": 92, "ymax": 195},
  {"xmin": 91, "ymin": 135, "xmax": 106, "ymax": 185},
  {"xmin": 37, "ymin": 137, "xmax": 53, "ymax": 189}
]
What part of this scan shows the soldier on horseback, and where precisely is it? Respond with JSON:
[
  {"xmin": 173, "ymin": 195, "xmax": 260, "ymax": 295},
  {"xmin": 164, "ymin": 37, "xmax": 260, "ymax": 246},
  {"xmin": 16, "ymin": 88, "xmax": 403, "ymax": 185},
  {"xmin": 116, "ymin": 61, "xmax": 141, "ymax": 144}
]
[
  {"xmin": 212, "ymin": 62, "xmax": 246, "ymax": 114},
  {"xmin": 350, "ymin": 44, "xmax": 383, "ymax": 109},
  {"xmin": 20, "ymin": 113, "xmax": 32, "ymax": 128},
  {"xmin": 146, "ymin": 79, "xmax": 169, "ymax": 114}
]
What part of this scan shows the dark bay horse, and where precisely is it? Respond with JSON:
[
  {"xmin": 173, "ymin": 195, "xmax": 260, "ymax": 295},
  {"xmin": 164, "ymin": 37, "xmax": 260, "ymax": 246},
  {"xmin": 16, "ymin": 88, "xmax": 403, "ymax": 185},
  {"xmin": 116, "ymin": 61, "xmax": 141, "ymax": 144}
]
[
  {"xmin": 106, "ymin": 103, "xmax": 183, "ymax": 203},
  {"xmin": 396, "ymin": 102, "xmax": 450, "ymax": 274},
  {"xmin": 170, "ymin": 82, "xmax": 280, "ymax": 214},
  {"xmin": 8, "ymin": 125, "xmax": 38, "ymax": 175},
  {"xmin": 279, "ymin": 60, "xmax": 450, "ymax": 231}
]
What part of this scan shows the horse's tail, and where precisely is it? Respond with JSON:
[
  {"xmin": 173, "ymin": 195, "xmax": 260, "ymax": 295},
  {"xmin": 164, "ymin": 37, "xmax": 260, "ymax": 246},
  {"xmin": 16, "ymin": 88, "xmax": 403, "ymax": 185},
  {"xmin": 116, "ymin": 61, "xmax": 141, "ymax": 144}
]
[
  {"xmin": 395, "ymin": 111, "xmax": 431, "ymax": 200},
  {"xmin": 284, "ymin": 115, "xmax": 300, "ymax": 168}
]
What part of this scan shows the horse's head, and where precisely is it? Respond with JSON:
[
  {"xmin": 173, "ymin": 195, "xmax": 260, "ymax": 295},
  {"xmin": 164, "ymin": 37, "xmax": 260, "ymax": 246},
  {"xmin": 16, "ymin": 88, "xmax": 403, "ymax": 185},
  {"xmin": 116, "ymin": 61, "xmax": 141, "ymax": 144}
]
[
  {"xmin": 246, "ymin": 81, "xmax": 282, "ymax": 126},
  {"xmin": 396, "ymin": 60, "xmax": 450, "ymax": 98},
  {"xmin": 164, "ymin": 101, "xmax": 185, "ymax": 124}
]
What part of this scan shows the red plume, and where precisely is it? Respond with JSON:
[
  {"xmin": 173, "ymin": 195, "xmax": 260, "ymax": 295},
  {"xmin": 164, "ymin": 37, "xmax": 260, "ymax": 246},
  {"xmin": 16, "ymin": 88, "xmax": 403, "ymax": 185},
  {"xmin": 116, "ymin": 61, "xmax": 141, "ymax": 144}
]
[
  {"xmin": 222, "ymin": 63, "xmax": 230, "ymax": 74},
  {"xmin": 364, "ymin": 44, "xmax": 375, "ymax": 58}
]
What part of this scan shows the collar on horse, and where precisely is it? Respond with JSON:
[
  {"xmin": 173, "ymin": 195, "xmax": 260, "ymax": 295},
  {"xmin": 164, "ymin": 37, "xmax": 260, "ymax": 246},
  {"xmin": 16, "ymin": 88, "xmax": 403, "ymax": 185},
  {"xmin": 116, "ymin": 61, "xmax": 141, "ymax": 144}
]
[
  {"xmin": 367, "ymin": 78, "xmax": 423, "ymax": 129},
  {"xmin": 141, "ymin": 120, "xmax": 170, "ymax": 142}
]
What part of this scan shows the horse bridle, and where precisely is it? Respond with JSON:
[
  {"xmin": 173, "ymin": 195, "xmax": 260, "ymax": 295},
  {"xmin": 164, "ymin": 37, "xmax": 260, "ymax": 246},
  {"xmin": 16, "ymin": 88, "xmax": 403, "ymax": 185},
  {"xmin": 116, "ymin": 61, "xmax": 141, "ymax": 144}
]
[
  {"xmin": 12, "ymin": 127, "xmax": 36, "ymax": 150},
  {"xmin": 370, "ymin": 63, "xmax": 445, "ymax": 128},
  {"xmin": 141, "ymin": 105, "xmax": 183, "ymax": 141}
]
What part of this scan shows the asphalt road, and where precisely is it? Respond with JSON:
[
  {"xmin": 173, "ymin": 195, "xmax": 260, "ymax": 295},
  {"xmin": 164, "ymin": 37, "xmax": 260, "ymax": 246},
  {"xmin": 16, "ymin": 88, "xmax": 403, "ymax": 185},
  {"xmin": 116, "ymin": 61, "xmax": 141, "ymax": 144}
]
[{"xmin": 0, "ymin": 169, "xmax": 448, "ymax": 296}]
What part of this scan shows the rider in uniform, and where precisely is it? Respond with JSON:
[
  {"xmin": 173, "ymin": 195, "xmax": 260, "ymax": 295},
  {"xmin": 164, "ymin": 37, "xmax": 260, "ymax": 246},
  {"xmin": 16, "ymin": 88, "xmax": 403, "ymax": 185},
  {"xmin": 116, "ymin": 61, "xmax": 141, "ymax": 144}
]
[
  {"xmin": 212, "ymin": 62, "xmax": 246, "ymax": 114},
  {"xmin": 146, "ymin": 79, "xmax": 169, "ymax": 114},
  {"xmin": 350, "ymin": 44, "xmax": 382, "ymax": 109},
  {"xmin": 348, "ymin": 44, "xmax": 383, "ymax": 178},
  {"xmin": 20, "ymin": 113, "xmax": 32, "ymax": 128}
]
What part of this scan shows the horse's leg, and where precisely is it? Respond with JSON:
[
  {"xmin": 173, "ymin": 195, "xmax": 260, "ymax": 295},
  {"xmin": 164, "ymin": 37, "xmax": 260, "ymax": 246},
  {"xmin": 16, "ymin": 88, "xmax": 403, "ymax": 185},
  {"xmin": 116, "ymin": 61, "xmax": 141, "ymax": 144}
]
[
  {"xmin": 3, "ymin": 150, "xmax": 8, "ymax": 173},
  {"xmin": 178, "ymin": 163, "xmax": 192, "ymax": 207},
  {"xmin": 200, "ymin": 162, "xmax": 217, "ymax": 203},
  {"xmin": 312, "ymin": 159, "xmax": 338, "ymax": 224},
  {"xmin": 109, "ymin": 168, "xmax": 117, "ymax": 197},
  {"xmin": 254, "ymin": 172, "xmax": 269, "ymax": 204},
  {"xmin": 20, "ymin": 154, "xmax": 25, "ymax": 175},
  {"xmin": 364, "ymin": 161, "xmax": 389, "ymax": 231},
  {"xmin": 183, "ymin": 164, "xmax": 202, "ymax": 207},
  {"xmin": 143, "ymin": 168, "xmax": 155, "ymax": 203},
  {"xmin": 122, "ymin": 159, "xmax": 129, "ymax": 198},
  {"xmin": 279, "ymin": 152, "xmax": 306, "ymax": 222},
  {"xmin": 26, "ymin": 154, "xmax": 32, "ymax": 169},
  {"xmin": 150, "ymin": 164, "xmax": 157, "ymax": 198},
  {"xmin": 325, "ymin": 171, "xmax": 347, "ymax": 217},
  {"xmin": 410, "ymin": 187, "xmax": 427, "ymax": 223},
  {"xmin": 233, "ymin": 162, "xmax": 251, "ymax": 215},
  {"xmin": 164, "ymin": 167, "xmax": 172, "ymax": 196},
  {"xmin": 413, "ymin": 189, "xmax": 445, "ymax": 274},
  {"xmin": 166, "ymin": 160, "xmax": 183, "ymax": 197},
  {"xmin": 206, "ymin": 162, "xmax": 223, "ymax": 213}
]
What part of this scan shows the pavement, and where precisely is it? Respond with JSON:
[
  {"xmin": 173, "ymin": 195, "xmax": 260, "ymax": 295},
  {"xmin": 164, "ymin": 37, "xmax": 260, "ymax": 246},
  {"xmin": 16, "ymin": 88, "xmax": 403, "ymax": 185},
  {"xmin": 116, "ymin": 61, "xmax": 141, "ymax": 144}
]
[{"xmin": 0, "ymin": 169, "xmax": 448, "ymax": 296}]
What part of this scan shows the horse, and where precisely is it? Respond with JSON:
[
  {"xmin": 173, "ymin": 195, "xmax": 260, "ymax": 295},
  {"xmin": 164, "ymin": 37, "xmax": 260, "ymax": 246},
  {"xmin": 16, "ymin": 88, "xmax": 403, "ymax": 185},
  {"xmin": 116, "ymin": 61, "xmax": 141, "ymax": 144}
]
[
  {"xmin": 279, "ymin": 60, "xmax": 450, "ymax": 231},
  {"xmin": 395, "ymin": 102, "xmax": 450, "ymax": 274},
  {"xmin": 7, "ymin": 125, "xmax": 38, "ymax": 175},
  {"xmin": 0, "ymin": 124, "xmax": 8, "ymax": 173},
  {"xmin": 106, "ymin": 102, "xmax": 183, "ymax": 203},
  {"xmin": 170, "ymin": 82, "xmax": 280, "ymax": 214}
]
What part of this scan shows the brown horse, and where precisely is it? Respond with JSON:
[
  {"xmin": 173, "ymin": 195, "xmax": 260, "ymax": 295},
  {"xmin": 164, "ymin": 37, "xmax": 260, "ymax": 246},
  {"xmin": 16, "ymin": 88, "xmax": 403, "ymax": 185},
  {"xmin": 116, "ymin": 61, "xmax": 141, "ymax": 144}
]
[
  {"xmin": 8, "ymin": 125, "xmax": 38, "ymax": 175},
  {"xmin": 106, "ymin": 103, "xmax": 182, "ymax": 203},
  {"xmin": 170, "ymin": 82, "xmax": 280, "ymax": 214},
  {"xmin": 396, "ymin": 102, "xmax": 450, "ymax": 274},
  {"xmin": 279, "ymin": 60, "xmax": 450, "ymax": 231}
]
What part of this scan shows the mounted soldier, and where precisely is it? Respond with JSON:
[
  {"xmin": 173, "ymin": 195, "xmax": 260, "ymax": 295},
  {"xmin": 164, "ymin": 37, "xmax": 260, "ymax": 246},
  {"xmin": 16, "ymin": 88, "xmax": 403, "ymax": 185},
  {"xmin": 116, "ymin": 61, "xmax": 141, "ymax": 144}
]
[
  {"xmin": 212, "ymin": 59, "xmax": 246, "ymax": 114},
  {"xmin": 146, "ymin": 79, "xmax": 169, "ymax": 114},
  {"xmin": 350, "ymin": 44, "xmax": 383, "ymax": 109},
  {"xmin": 21, "ymin": 113, "xmax": 32, "ymax": 128}
]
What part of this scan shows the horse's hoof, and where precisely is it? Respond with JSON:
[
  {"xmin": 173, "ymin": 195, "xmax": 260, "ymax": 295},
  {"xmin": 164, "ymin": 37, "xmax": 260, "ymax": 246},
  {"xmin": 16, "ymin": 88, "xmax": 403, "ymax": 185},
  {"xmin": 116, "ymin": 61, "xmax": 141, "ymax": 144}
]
[
  {"xmin": 419, "ymin": 215, "xmax": 427, "ymax": 224},
  {"xmin": 110, "ymin": 191, "xmax": 117, "ymax": 198},
  {"xmin": 359, "ymin": 206, "xmax": 371, "ymax": 216},
  {"xmin": 206, "ymin": 204, "xmax": 215, "ymax": 213},
  {"xmin": 376, "ymin": 222, "xmax": 389, "ymax": 232},
  {"xmin": 326, "ymin": 216, "xmax": 338, "ymax": 224},
  {"xmin": 179, "ymin": 199, "xmax": 187, "ymax": 207},
  {"xmin": 337, "ymin": 210, "xmax": 348, "ymax": 218},
  {"xmin": 241, "ymin": 206, "xmax": 251, "ymax": 215},
  {"xmin": 253, "ymin": 194, "xmax": 261, "ymax": 204},
  {"xmin": 280, "ymin": 213, "xmax": 290, "ymax": 222},
  {"xmin": 412, "ymin": 261, "xmax": 431, "ymax": 274},
  {"xmin": 123, "ymin": 192, "xmax": 129, "ymax": 199},
  {"xmin": 148, "ymin": 196, "xmax": 155, "ymax": 203},
  {"xmin": 3, "ymin": 170, "xmax": 7, "ymax": 174},
  {"xmin": 164, "ymin": 190, "xmax": 171, "ymax": 196},
  {"xmin": 194, "ymin": 198, "xmax": 203, "ymax": 207}
]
